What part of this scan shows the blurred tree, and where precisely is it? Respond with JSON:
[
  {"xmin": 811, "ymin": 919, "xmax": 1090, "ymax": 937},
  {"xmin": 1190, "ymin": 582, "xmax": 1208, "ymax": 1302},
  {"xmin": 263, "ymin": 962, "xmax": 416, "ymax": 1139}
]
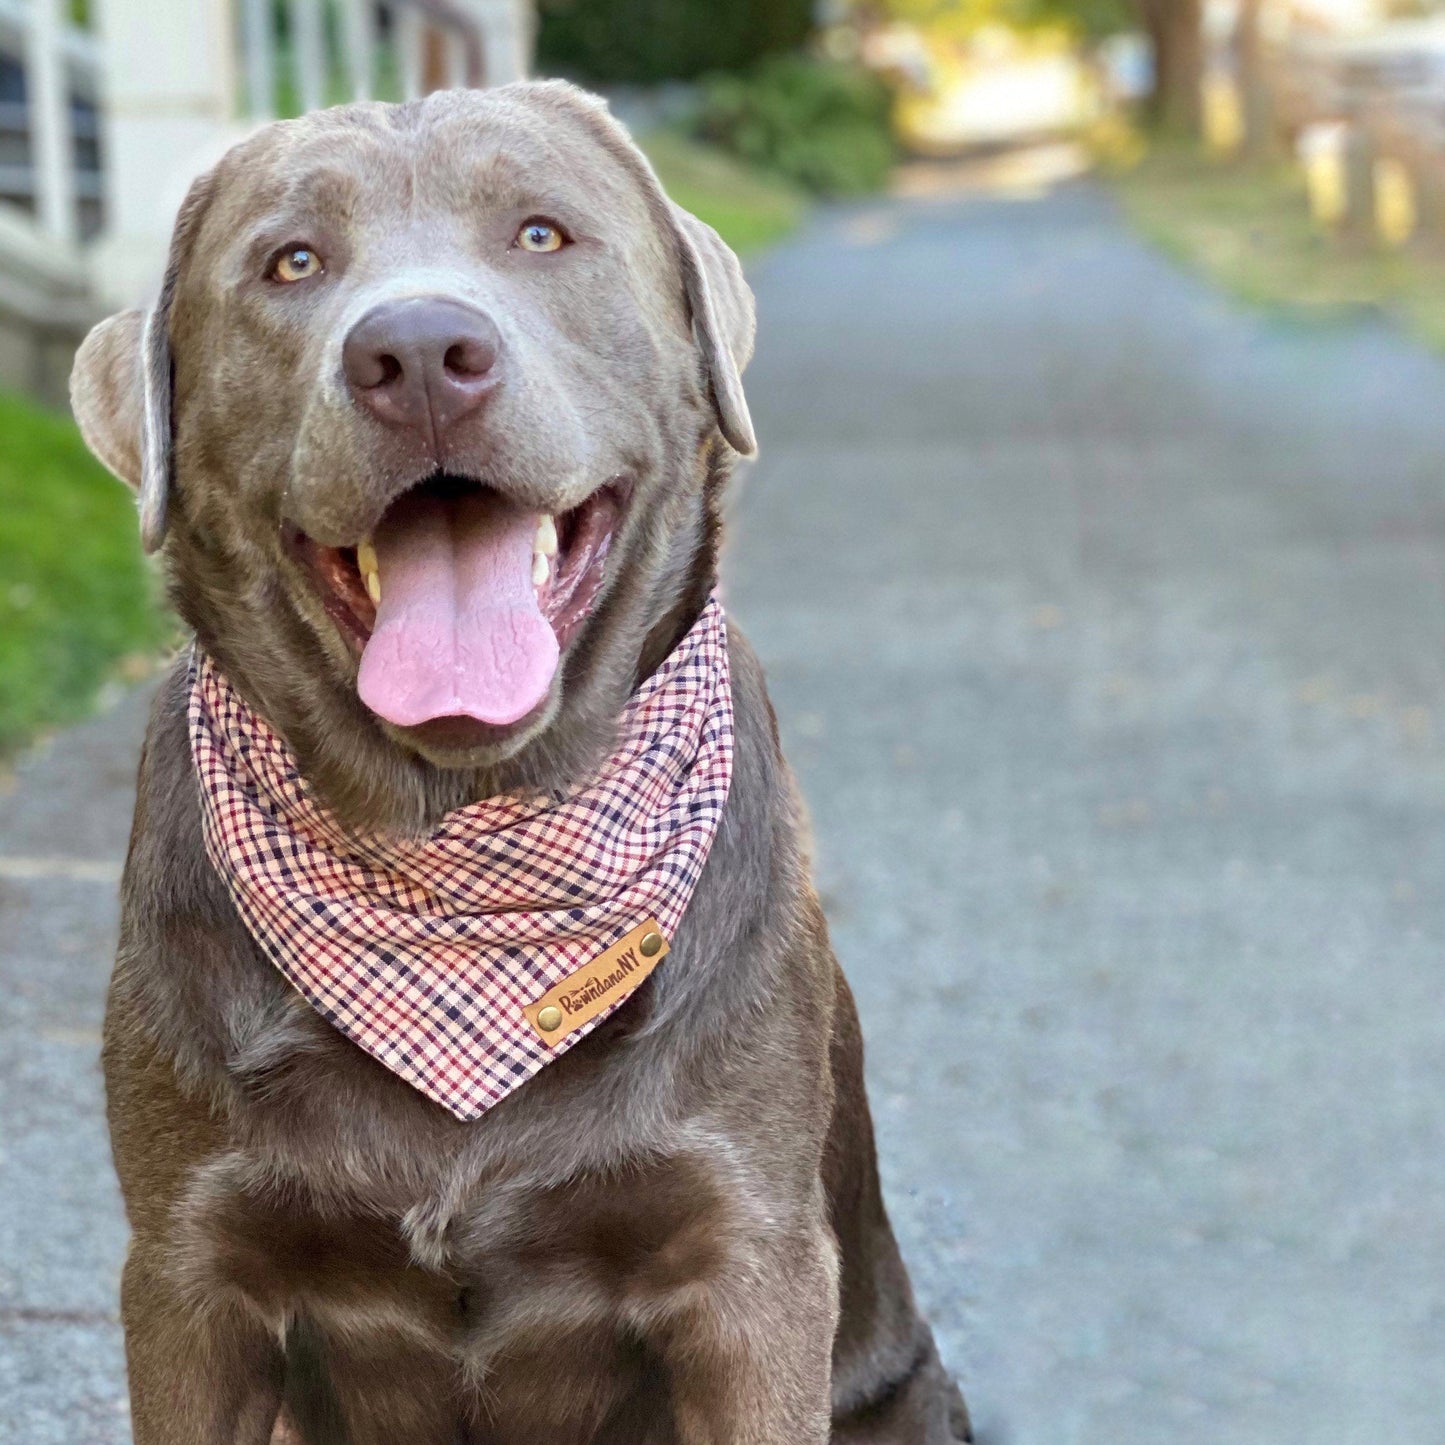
[
  {"xmin": 1236, "ymin": 0, "xmax": 1274, "ymax": 159},
  {"xmin": 535, "ymin": 0, "xmax": 814, "ymax": 83},
  {"xmin": 1130, "ymin": 0, "xmax": 1203, "ymax": 133}
]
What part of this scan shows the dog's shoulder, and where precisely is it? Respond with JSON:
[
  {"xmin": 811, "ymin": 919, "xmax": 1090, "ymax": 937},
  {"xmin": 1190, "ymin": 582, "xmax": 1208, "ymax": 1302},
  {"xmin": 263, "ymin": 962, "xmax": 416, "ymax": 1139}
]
[
  {"xmin": 640, "ymin": 617, "xmax": 836, "ymax": 1046},
  {"xmin": 108, "ymin": 655, "xmax": 297, "ymax": 1102}
]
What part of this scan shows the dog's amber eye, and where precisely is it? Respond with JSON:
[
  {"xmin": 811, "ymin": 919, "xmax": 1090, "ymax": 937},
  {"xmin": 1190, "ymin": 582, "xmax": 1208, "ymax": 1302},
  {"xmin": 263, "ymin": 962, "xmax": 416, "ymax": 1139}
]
[
  {"xmin": 516, "ymin": 220, "xmax": 565, "ymax": 254},
  {"xmin": 272, "ymin": 246, "xmax": 323, "ymax": 283}
]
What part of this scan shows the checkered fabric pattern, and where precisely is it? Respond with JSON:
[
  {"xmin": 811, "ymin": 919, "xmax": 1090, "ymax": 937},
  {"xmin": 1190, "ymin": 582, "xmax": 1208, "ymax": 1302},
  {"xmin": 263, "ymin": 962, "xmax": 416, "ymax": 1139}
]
[{"xmin": 188, "ymin": 598, "xmax": 733, "ymax": 1120}]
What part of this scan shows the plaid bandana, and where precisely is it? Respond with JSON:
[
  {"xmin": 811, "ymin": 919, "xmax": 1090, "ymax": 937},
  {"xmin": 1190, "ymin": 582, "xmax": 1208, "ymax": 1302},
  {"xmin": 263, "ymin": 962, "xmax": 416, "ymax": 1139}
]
[{"xmin": 188, "ymin": 598, "xmax": 733, "ymax": 1120}]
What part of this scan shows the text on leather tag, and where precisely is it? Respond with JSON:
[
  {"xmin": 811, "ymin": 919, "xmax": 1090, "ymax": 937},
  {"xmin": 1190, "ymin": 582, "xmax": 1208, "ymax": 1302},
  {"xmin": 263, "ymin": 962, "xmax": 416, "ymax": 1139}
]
[{"xmin": 523, "ymin": 919, "xmax": 669, "ymax": 1044}]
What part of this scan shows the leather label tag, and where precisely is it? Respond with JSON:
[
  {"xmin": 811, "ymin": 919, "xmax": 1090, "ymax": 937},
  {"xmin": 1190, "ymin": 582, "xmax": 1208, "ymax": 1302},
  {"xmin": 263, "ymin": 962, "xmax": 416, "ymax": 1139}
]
[{"xmin": 524, "ymin": 919, "xmax": 669, "ymax": 1044}]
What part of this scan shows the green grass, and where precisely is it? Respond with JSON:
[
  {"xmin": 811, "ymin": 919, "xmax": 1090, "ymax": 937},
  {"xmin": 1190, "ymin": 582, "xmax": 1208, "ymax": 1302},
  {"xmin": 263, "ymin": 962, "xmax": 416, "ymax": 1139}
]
[
  {"xmin": 0, "ymin": 392, "xmax": 168, "ymax": 756},
  {"xmin": 640, "ymin": 130, "xmax": 808, "ymax": 254},
  {"xmin": 1112, "ymin": 143, "xmax": 1445, "ymax": 354}
]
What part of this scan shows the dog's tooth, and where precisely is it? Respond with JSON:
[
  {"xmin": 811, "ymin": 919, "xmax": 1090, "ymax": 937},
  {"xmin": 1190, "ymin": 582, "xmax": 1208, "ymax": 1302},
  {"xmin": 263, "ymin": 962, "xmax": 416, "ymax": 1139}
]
[
  {"xmin": 357, "ymin": 540, "xmax": 378, "ymax": 577},
  {"xmin": 536, "ymin": 514, "xmax": 558, "ymax": 557},
  {"xmin": 532, "ymin": 551, "xmax": 549, "ymax": 587},
  {"xmin": 365, "ymin": 570, "xmax": 381, "ymax": 605}
]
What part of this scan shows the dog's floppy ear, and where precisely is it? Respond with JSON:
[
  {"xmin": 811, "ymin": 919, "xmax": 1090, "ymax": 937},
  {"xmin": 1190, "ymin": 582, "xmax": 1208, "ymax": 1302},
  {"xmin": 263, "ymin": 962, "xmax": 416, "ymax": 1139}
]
[
  {"xmin": 69, "ymin": 168, "xmax": 215, "ymax": 553},
  {"xmin": 70, "ymin": 309, "xmax": 146, "ymax": 495},
  {"xmin": 667, "ymin": 204, "xmax": 757, "ymax": 457},
  {"xmin": 529, "ymin": 81, "xmax": 757, "ymax": 456}
]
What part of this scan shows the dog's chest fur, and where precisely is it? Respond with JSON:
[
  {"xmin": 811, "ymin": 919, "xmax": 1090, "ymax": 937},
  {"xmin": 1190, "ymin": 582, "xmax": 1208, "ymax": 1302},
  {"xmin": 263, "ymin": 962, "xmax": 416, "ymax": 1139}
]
[
  {"xmin": 106, "ymin": 649, "xmax": 834, "ymax": 1428},
  {"xmin": 168, "ymin": 1115, "xmax": 754, "ymax": 1430}
]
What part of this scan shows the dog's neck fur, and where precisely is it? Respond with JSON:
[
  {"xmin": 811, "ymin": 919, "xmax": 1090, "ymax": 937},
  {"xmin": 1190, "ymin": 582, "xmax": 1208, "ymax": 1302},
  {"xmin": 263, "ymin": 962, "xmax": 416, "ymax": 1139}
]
[{"xmin": 165, "ymin": 440, "xmax": 732, "ymax": 837}]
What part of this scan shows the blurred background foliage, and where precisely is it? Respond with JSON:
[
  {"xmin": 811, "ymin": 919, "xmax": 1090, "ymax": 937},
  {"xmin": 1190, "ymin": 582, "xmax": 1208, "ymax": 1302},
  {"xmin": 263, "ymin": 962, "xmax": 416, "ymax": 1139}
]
[
  {"xmin": 882, "ymin": 0, "xmax": 1133, "ymax": 40},
  {"xmin": 691, "ymin": 56, "xmax": 897, "ymax": 196},
  {"xmin": 536, "ymin": 0, "xmax": 814, "ymax": 81}
]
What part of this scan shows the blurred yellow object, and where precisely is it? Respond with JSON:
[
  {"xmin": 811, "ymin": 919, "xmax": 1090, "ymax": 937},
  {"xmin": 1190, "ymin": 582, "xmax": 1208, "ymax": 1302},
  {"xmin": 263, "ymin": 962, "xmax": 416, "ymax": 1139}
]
[
  {"xmin": 1203, "ymin": 72, "xmax": 1244, "ymax": 157},
  {"xmin": 1374, "ymin": 157, "xmax": 1417, "ymax": 248},
  {"xmin": 1298, "ymin": 123, "xmax": 1347, "ymax": 228},
  {"xmin": 1305, "ymin": 152, "xmax": 1345, "ymax": 227}
]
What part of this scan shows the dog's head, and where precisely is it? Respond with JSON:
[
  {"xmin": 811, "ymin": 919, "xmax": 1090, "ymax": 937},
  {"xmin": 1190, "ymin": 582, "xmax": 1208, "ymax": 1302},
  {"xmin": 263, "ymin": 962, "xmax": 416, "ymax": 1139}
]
[{"xmin": 71, "ymin": 82, "xmax": 755, "ymax": 832}]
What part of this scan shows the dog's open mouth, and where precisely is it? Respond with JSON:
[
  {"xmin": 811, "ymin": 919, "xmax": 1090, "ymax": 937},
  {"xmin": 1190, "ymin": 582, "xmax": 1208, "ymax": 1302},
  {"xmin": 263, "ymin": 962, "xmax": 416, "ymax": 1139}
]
[{"xmin": 289, "ymin": 474, "xmax": 628, "ymax": 732}]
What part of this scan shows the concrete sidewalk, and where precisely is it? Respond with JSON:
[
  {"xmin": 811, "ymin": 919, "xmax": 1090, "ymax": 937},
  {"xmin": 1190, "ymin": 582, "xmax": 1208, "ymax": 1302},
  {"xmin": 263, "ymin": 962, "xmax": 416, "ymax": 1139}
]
[
  {"xmin": 0, "ymin": 688, "xmax": 146, "ymax": 1441},
  {"xmin": 5, "ymin": 178, "xmax": 1445, "ymax": 1443}
]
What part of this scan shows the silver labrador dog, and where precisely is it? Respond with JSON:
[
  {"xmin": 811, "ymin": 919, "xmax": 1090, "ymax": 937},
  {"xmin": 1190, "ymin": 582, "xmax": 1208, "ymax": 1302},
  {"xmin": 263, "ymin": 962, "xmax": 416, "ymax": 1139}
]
[{"xmin": 70, "ymin": 82, "xmax": 972, "ymax": 1444}]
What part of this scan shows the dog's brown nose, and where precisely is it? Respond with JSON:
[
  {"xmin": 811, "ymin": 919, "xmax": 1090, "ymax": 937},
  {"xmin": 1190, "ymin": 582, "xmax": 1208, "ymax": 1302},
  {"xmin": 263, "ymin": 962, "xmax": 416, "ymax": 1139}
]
[{"xmin": 342, "ymin": 297, "xmax": 500, "ymax": 445}]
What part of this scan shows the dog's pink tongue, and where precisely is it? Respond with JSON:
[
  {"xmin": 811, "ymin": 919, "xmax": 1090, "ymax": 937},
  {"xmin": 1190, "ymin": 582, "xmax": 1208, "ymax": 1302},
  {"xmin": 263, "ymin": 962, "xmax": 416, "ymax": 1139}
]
[{"xmin": 358, "ymin": 489, "xmax": 558, "ymax": 729}]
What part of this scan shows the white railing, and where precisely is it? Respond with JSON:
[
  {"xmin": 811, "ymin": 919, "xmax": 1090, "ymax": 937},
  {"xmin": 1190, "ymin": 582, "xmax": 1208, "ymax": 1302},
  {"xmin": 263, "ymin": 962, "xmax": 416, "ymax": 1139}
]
[
  {"xmin": 0, "ymin": 0, "xmax": 102, "ymax": 247},
  {"xmin": 236, "ymin": 0, "xmax": 497, "ymax": 122}
]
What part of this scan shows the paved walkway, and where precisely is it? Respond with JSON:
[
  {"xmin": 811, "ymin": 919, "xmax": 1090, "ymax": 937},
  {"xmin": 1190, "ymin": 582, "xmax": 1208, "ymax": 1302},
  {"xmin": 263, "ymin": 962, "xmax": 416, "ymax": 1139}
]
[{"xmin": 5, "ymin": 177, "xmax": 1445, "ymax": 1443}]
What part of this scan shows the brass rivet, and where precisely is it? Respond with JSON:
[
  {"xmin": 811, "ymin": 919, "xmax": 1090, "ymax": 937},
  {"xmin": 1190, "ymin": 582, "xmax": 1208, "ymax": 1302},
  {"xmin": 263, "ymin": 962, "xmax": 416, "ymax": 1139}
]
[
  {"xmin": 639, "ymin": 930, "xmax": 664, "ymax": 958},
  {"xmin": 536, "ymin": 1005, "xmax": 563, "ymax": 1033}
]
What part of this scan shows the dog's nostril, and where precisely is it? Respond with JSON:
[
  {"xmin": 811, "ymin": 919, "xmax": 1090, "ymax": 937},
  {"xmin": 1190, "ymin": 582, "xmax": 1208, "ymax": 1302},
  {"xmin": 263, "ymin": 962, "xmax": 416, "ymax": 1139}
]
[
  {"xmin": 344, "ymin": 345, "xmax": 402, "ymax": 392},
  {"xmin": 444, "ymin": 338, "xmax": 494, "ymax": 378}
]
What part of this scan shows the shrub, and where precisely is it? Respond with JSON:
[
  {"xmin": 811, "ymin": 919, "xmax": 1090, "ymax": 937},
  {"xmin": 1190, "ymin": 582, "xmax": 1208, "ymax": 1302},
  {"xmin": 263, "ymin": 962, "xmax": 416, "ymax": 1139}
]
[
  {"xmin": 536, "ymin": 0, "xmax": 813, "ymax": 85},
  {"xmin": 691, "ymin": 56, "xmax": 897, "ymax": 198}
]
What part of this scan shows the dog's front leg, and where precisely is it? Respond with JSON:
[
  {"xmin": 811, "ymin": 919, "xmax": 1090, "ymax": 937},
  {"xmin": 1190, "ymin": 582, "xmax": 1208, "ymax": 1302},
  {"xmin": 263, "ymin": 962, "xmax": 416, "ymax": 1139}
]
[
  {"xmin": 121, "ymin": 1243, "xmax": 284, "ymax": 1445},
  {"xmin": 665, "ymin": 1224, "xmax": 839, "ymax": 1445}
]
